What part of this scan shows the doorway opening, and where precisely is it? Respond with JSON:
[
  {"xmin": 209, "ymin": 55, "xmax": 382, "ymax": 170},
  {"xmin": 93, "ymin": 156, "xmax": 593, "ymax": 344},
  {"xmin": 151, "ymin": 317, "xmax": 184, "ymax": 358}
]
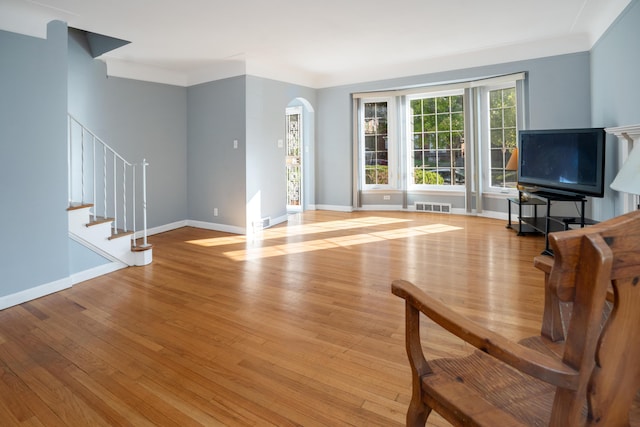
[{"xmin": 286, "ymin": 106, "xmax": 303, "ymax": 212}]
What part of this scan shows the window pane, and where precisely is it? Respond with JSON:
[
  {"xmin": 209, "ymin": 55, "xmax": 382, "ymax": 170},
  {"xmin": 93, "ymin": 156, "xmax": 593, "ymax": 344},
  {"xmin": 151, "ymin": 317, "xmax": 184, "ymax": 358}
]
[
  {"xmin": 425, "ymin": 150, "xmax": 437, "ymax": 167},
  {"xmin": 413, "ymin": 134, "xmax": 422, "ymax": 149},
  {"xmin": 488, "ymin": 86, "xmax": 518, "ymax": 189},
  {"xmin": 414, "ymin": 150, "xmax": 424, "ymax": 167},
  {"xmin": 451, "ymin": 112, "xmax": 464, "ymax": 131},
  {"xmin": 490, "ymin": 109, "xmax": 502, "ymax": 128},
  {"xmin": 504, "ymin": 107, "xmax": 516, "ymax": 127},
  {"xmin": 503, "ymin": 88, "xmax": 516, "ymax": 107},
  {"xmin": 362, "ymin": 100, "xmax": 390, "ymax": 187},
  {"xmin": 437, "ymin": 132, "xmax": 451, "ymax": 149},
  {"xmin": 491, "ymin": 129, "xmax": 503, "ymax": 148},
  {"xmin": 425, "ymin": 132, "xmax": 436, "ymax": 149},
  {"xmin": 437, "ymin": 114, "xmax": 451, "ymax": 130},
  {"xmin": 451, "ymin": 95, "xmax": 463, "ymax": 112},
  {"xmin": 411, "ymin": 99, "xmax": 422, "ymax": 115},
  {"xmin": 437, "ymin": 97, "xmax": 449, "ymax": 113},
  {"xmin": 413, "ymin": 117, "xmax": 422, "ymax": 133},
  {"xmin": 489, "ymin": 90, "xmax": 502, "ymax": 109},
  {"xmin": 452, "ymin": 132, "xmax": 464, "ymax": 149},
  {"xmin": 423, "ymin": 98, "xmax": 435, "ymax": 114},
  {"xmin": 453, "ymin": 150, "xmax": 464, "ymax": 168},
  {"xmin": 409, "ymin": 93, "xmax": 465, "ymax": 187},
  {"xmin": 365, "ymin": 103, "xmax": 375, "ymax": 117},
  {"xmin": 423, "ymin": 115, "xmax": 436, "ymax": 132},
  {"xmin": 505, "ymin": 128, "xmax": 516, "ymax": 147},
  {"xmin": 491, "ymin": 148, "xmax": 504, "ymax": 165}
]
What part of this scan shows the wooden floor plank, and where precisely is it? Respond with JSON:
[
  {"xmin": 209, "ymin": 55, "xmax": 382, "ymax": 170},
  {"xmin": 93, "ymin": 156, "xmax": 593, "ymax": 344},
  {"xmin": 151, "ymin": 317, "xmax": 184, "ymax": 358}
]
[{"xmin": 0, "ymin": 211, "xmax": 550, "ymax": 426}]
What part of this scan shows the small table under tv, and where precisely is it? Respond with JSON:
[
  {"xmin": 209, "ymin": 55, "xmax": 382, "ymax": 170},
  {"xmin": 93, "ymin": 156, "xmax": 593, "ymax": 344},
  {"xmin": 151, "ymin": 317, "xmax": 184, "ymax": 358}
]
[{"xmin": 507, "ymin": 190, "xmax": 599, "ymax": 256}]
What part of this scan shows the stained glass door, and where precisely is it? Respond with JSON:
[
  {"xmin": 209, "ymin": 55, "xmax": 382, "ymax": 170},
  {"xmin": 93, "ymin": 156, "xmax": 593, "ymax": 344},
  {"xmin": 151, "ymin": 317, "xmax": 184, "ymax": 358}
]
[{"xmin": 286, "ymin": 107, "xmax": 303, "ymax": 211}]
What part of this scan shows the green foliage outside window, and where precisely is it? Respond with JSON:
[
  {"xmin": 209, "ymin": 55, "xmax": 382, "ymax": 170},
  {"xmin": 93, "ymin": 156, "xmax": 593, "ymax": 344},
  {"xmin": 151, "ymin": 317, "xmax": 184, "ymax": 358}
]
[
  {"xmin": 365, "ymin": 166, "xmax": 388, "ymax": 185},
  {"xmin": 489, "ymin": 87, "xmax": 518, "ymax": 188},
  {"xmin": 413, "ymin": 170, "xmax": 444, "ymax": 185}
]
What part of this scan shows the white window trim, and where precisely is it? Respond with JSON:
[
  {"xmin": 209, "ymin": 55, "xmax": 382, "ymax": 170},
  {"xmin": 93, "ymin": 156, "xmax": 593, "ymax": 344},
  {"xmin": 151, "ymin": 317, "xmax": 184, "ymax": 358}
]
[
  {"xmin": 480, "ymin": 80, "xmax": 526, "ymax": 196},
  {"xmin": 359, "ymin": 96, "xmax": 397, "ymax": 191},
  {"xmin": 352, "ymin": 72, "xmax": 527, "ymax": 207},
  {"xmin": 406, "ymin": 88, "xmax": 466, "ymax": 192}
]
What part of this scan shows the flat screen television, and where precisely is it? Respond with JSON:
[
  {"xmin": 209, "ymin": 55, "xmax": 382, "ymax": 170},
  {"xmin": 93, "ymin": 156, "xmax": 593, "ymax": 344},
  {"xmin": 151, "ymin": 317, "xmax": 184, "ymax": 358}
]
[{"xmin": 518, "ymin": 128, "xmax": 606, "ymax": 198}]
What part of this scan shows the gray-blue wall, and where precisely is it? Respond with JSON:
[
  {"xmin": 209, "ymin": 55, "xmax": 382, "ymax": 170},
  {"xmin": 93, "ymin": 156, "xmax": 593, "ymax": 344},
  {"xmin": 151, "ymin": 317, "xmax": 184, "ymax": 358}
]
[
  {"xmin": 315, "ymin": 53, "xmax": 593, "ymax": 211},
  {"xmin": 0, "ymin": 21, "xmax": 69, "ymax": 297},
  {"xmin": 1, "ymin": 1, "xmax": 636, "ymax": 302},
  {"xmin": 187, "ymin": 76, "xmax": 247, "ymax": 229},
  {"xmin": 246, "ymin": 76, "xmax": 316, "ymax": 227},
  {"xmin": 68, "ymin": 30, "xmax": 188, "ymax": 229},
  {"xmin": 591, "ymin": 0, "xmax": 640, "ymax": 219}
]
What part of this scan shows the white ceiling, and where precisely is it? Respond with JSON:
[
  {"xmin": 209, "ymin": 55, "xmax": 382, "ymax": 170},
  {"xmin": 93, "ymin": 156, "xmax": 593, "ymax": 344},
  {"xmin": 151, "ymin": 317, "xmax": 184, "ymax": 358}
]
[{"xmin": 0, "ymin": 0, "xmax": 631, "ymax": 88}]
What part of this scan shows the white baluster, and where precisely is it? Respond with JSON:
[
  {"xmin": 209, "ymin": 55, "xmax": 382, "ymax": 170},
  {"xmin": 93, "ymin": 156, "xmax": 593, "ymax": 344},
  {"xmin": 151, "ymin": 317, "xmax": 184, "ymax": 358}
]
[
  {"xmin": 92, "ymin": 136, "xmax": 96, "ymax": 221},
  {"xmin": 123, "ymin": 162, "xmax": 127, "ymax": 232},
  {"xmin": 68, "ymin": 116, "xmax": 72, "ymax": 205},
  {"xmin": 103, "ymin": 145, "xmax": 107, "ymax": 219},
  {"xmin": 132, "ymin": 164, "xmax": 137, "ymax": 248},
  {"xmin": 142, "ymin": 158, "xmax": 149, "ymax": 247},
  {"xmin": 81, "ymin": 128, "xmax": 85, "ymax": 204},
  {"xmin": 113, "ymin": 153, "xmax": 117, "ymax": 235}
]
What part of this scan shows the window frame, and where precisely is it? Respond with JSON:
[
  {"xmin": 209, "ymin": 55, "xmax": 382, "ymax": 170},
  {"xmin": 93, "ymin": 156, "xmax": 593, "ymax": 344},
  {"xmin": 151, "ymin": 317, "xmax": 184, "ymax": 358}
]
[
  {"xmin": 352, "ymin": 72, "xmax": 526, "ymax": 206},
  {"xmin": 406, "ymin": 88, "xmax": 466, "ymax": 192},
  {"xmin": 481, "ymin": 81, "xmax": 523, "ymax": 195},
  {"xmin": 359, "ymin": 96, "xmax": 397, "ymax": 191}
]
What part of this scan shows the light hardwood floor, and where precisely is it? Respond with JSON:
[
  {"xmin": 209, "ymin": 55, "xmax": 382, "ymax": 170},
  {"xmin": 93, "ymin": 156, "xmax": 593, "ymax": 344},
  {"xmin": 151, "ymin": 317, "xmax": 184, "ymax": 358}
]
[{"xmin": 0, "ymin": 211, "xmax": 549, "ymax": 426}]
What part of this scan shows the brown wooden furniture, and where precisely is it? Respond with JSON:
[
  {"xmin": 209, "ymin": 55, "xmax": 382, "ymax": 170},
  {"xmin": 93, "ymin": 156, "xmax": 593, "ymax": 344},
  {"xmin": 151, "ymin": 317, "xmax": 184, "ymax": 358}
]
[{"xmin": 393, "ymin": 210, "xmax": 640, "ymax": 426}]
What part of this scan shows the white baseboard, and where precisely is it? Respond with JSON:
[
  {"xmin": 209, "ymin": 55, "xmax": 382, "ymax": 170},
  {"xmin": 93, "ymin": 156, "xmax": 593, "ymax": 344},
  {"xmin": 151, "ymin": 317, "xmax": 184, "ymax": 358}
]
[
  {"xmin": 70, "ymin": 261, "xmax": 127, "ymax": 285},
  {"xmin": 0, "ymin": 276, "xmax": 72, "ymax": 311},
  {"xmin": 356, "ymin": 204, "xmax": 404, "ymax": 211},
  {"xmin": 315, "ymin": 204, "xmax": 354, "ymax": 212},
  {"xmin": 135, "ymin": 220, "xmax": 187, "ymax": 239},
  {"xmin": 187, "ymin": 220, "xmax": 246, "ymax": 235}
]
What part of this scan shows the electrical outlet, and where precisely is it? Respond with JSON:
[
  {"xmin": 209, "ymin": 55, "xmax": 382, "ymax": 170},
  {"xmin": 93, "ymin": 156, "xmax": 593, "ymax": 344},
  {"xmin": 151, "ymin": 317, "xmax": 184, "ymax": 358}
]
[
  {"xmin": 214, "ymin": 208, "xmax": 218, "ymax": 216},
  {"xmin": 383, "ymin": 195, "xmax": 391, "ymax": 200},
  {"xmin": 233, "ymin": 139, "xmax": 238, "ymax": 149}
]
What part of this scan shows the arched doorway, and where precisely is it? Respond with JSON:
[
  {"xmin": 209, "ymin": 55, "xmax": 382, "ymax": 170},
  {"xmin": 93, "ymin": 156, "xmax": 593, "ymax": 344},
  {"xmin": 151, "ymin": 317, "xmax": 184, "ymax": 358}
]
[
  {"xmin": 286, "ymin": 98, "xmax": 315, "ymax": 212},
  {"xmin": 286, "ymin": 106, "xmax": 303, "ymax": 212}
]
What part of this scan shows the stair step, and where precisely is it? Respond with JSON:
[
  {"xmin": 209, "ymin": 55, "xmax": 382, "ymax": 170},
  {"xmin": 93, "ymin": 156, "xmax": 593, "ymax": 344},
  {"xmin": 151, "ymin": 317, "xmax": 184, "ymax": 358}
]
[
  {"xmin": 109, "ymin": 229, "xmax": 134, "ymax": 240},
  {"xmin": 67, "ymin": 203, "xmax": 94, "ymax": 211},
  {"xmin": 131, "ymin": 243, "xmax": 153, "ymax": 252},
  {"xmin": 86, "ymin": 217, "xmax": 114, "ymax": 227}
]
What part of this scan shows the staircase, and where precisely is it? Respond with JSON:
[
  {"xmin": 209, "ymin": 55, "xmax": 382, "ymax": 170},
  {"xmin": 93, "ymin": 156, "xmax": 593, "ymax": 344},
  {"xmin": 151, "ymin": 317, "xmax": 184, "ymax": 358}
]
[{"xmin": 68, "ymin": 115, "xmax": 152, "ymax": 266}]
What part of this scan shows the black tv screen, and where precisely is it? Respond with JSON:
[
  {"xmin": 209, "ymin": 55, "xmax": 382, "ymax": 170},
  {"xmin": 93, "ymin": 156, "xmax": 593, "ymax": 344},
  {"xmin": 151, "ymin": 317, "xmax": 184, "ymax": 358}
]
[{"xmin": 518, "ymin": 128, "xmax": 606, "ymax": 197}]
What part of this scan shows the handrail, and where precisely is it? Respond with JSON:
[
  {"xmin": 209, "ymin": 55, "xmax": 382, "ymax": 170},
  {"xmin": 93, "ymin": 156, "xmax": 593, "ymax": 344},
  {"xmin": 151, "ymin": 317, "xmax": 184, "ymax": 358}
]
[{"xmin": 67, "ymin": 114, "xmax": 149, "ymax": 249}]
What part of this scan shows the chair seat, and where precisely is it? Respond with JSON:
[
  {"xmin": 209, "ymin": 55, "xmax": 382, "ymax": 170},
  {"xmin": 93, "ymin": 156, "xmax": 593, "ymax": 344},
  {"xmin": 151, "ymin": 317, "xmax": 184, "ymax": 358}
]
[{"xmin": 422, "ymin": 336, "xmax": 640, "ymax": 426}]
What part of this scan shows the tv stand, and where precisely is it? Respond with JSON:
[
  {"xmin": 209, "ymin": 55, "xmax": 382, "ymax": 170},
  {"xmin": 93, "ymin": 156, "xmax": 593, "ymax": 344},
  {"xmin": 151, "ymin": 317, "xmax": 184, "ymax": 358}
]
[{"xmin": 509, "ymin": 191, "xmax": 598, "ymax": 256}]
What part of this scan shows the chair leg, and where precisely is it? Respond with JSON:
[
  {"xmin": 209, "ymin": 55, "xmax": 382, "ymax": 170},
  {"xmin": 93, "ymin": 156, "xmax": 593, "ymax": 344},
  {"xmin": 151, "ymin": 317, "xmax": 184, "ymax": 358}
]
[
  {"xmin": 405, "ymin": 301, "xmax": 433, "ymax": 426},
  {"xmin": 407, "ymin": 394, "xmax": 431, "ymax": 426}
]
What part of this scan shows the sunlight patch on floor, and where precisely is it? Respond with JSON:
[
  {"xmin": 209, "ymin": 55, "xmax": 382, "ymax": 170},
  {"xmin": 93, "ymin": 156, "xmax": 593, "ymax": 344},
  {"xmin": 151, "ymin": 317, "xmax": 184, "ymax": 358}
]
[
  {"xmin": 186, "ymin": 216, "xmax": 412, "ymax": 247},
  {"xmin": 222, "ymin": 223, "xmax": 462, "ymax": 261}
]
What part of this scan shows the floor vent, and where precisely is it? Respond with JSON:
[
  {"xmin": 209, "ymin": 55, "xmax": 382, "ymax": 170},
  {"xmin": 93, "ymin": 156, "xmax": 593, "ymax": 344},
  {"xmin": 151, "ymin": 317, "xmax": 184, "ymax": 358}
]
[
  {"xmin": 253, "ymin": 217, "xmax": 271, "ymax": 232},
  {"xmin": 415, "ymin": 202, "xmax": 451, "ymax": 213}
]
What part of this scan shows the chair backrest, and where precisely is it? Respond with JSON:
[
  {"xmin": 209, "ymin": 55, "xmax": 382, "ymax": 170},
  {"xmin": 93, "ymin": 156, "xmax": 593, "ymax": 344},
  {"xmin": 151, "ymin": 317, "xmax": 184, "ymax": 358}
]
[{"xmin": 547, "ymin": 210, "xmax": 640, "ymax": 426}]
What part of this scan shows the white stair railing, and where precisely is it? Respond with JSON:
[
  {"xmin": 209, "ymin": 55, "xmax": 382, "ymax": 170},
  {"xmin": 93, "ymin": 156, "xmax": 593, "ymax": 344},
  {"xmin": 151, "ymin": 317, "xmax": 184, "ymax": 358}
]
[{"xmin": 68, "ymin": 114, "xmax": 149, "ymax": 248}]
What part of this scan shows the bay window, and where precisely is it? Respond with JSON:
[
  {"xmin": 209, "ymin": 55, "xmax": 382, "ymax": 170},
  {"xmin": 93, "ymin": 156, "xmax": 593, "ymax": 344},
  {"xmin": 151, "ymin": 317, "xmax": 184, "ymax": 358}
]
[{"xmin": 353, "ymin": 73, "xmax": 525, "ymax": 209}]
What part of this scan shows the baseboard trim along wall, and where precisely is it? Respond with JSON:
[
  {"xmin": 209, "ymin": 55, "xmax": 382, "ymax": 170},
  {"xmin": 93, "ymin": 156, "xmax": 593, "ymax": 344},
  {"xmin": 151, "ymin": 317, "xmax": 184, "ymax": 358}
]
[
  {"xmin": 0, "ymin": 276, "xmax": 72, "ymax": 311},
  {"xmin": 70, "ymin": 261, "xmax": 127, "ymax": 285},
  {"xmin": 187, "ymin": 220, "xmax": 246, "ymax": 235}
]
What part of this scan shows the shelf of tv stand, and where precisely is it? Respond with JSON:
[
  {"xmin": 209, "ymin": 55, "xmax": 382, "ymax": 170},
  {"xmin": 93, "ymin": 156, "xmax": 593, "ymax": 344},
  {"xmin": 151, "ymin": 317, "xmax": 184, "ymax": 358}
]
[{"xmin": 514, "ymin": 191, "xmax": 599, "ymax": 256}]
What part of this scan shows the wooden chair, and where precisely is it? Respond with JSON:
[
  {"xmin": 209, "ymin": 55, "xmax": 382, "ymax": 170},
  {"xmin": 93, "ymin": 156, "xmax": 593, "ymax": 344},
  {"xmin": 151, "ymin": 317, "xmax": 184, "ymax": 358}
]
[{"xmin": 392, "ymin": 210, "xmax": 640, "ymax": 426}]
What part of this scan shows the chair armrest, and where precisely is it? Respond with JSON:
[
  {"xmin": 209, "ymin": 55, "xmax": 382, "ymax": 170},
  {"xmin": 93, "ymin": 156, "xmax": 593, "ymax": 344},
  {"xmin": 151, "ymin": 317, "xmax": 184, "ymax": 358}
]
[{"xmin": 392, "ymin": 279, "xmax": 579, "ymax": 390}]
